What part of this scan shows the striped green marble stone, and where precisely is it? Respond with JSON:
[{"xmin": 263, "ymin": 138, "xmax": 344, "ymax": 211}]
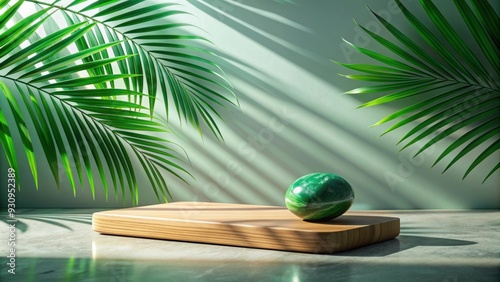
[{"xmin": 285, "ymin": 173, "xmax": 355, "ymax": 222}]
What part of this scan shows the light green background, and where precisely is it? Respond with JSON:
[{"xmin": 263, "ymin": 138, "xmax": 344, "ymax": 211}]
[{"xmin": 1, "ymin": 0, "xmax": 499, "ymax": 209}]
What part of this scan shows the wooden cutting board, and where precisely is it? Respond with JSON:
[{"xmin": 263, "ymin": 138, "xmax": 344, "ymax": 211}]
[{"xmin": 92, "ymin": 202, "xmax": 400, "ymax": 254}]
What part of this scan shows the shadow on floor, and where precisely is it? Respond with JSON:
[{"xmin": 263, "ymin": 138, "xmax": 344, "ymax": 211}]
[
  {"xmin": 337, "ymin": 234, "xmax": 476, "ymax": 257},
  {"xmin": 0, "ymin": 213, "xmax": 92, "ymax": 233}
]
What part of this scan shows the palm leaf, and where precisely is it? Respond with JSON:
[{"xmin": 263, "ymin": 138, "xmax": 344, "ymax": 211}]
[
  {"xmin": 1, "ymin": 81, "xmax": 38, "ymax": 188},
  {"xmin": 0, "ymin": 83, "xmax": 21, "ymax": 183},
  {"xmin": 0, "ymin": 2, "xmax": 199, "ymax": 204},
  {"xmin": 28, "ymin": 0, "xmax": 238, "ymax": 140},
  {"xmin": 338, "ymin": 0, "xmax": 500, "ymax": 182}
]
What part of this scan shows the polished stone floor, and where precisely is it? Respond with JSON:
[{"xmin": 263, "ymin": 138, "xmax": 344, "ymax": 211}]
[{"xmin": 1, "ymin": 209, "xmax": 499, "ymax": 281}]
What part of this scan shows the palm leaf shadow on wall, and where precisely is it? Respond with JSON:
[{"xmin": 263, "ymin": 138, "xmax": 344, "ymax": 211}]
[
  {"xmin": 337, "ymin": 0, "xmax": 499, "ymax": 183},
  {"xmin": 0, "ymin": 0, "xmax": 237, "ymax": 204}
]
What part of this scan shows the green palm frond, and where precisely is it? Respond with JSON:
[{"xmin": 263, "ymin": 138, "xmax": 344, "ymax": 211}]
[
  {"xmin": 337, "ymin": 0, "xmax": 499, "ymax": 182},
  {"xmin": 0, "ymin": 0, "xmax": 233, "ymax": 204},
  {"xmin": 27, "ymin": 0, "xmax": 238, "ymax": 139}
]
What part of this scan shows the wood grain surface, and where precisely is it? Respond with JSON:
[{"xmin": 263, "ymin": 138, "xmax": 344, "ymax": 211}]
[{"xmin": 92, "ymin": 202, "xmax": 400, "ymax": 254}]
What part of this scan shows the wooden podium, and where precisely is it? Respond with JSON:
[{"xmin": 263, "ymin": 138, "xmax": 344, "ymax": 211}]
[{"xmin": 92, "ymin": 202, "xmax": 400, "ymax": 254}]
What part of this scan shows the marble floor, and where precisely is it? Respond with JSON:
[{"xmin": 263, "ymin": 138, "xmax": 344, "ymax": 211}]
[{"xmin": 1, "ymin": 209, "xmax": 499, "ymax": 282}]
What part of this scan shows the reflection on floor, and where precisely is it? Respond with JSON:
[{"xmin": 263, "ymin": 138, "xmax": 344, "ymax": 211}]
[{"xmin": 1, "ymin": 209, "xmax": 499, "ymax": 281}]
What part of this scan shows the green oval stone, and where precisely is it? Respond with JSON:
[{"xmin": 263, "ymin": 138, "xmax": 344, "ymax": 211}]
[{"xmin": 285, "ymin": 173, "xmax": 354, "ymax": 222}]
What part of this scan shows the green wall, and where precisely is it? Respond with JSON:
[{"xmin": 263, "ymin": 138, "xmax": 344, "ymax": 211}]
[{"xmin": 1, "ymin": 0, "xmax": 499, "ymax": 209}]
